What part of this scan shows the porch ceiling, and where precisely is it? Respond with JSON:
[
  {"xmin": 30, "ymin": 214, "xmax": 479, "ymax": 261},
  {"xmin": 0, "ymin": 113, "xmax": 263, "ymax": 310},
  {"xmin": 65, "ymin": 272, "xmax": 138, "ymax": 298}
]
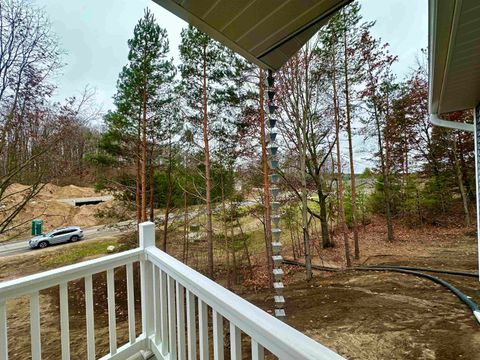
[
  {"xmin": 152, "ymin": 0, "xmax": 352, "ymax": 70},
  {"xmin": 429, "ymin": 0, "xmax": 480, "ymax": 114}
]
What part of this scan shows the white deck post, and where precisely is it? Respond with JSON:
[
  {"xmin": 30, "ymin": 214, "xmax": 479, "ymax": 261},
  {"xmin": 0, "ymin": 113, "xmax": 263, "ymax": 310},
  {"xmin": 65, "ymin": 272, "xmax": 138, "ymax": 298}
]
[
  {"xmin": 475, "ymin": 105, "xmax": 480, "ymax": 282},
  {"xmin": 140, "ymin": 222, "xmax": 156, "ymax": 345}
]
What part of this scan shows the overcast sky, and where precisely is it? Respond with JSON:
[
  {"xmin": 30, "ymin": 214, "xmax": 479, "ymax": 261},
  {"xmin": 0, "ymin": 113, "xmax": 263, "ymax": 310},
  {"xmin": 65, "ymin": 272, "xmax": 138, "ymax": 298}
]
[
  {"xmin": 36, "ymin": 0, "xmax": 427, "ymax": 171},
  {"xmin": 37, "ymin": 0, "xmax": 427, "ymax": 110},
  {"xmin": 33, "ymin": 0, "xmax": 428, "ymax": 172}
]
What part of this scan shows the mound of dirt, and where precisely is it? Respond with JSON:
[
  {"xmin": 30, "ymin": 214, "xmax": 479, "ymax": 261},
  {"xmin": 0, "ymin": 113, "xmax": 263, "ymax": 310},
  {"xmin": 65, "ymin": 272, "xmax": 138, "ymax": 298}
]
[
  {"xmin": 54, "ymin": 184, "xmax": 98, "ymax": 199},
  {"xmin": 71, "ymin": 204, "xmax": 102, "ymax": 228},
  {"xmin": 1, "ymin": 183, "xmax": 114, "ymax": 238}
]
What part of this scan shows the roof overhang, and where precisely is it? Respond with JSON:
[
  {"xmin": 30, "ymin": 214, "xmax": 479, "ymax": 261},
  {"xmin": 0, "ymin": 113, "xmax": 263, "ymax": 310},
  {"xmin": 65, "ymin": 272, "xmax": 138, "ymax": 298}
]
[
  {"xmin": 152, "ymin": 0, "xmax": 352, "ymax": 71},
  {"xmin": 429, "ymin": 0, "xmax": 480, "ymax": 115}
]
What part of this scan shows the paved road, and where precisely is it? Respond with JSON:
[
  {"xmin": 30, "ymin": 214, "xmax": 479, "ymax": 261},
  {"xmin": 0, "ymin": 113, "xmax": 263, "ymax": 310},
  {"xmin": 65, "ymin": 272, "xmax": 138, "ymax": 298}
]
[
  {"xmin": 0, "ymin": 201, "xmax": 255, "ymax": 258},
  {"xmin": 0, "ymin": 223, "xmax": 134, "ymax": 258}
]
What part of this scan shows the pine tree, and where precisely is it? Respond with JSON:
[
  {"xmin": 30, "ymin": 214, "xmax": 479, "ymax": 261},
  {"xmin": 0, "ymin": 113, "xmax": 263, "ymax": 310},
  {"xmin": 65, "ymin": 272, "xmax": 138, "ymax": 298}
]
[
  {"xmin": 339, "ymin": 2, "xmax": 373, "ymax": 259},
  {"xmin": 332, "ymin": 34, "xmax": 352, "ymax": 267},
  {"xmin": 103, "ymin": 9, "xmax": 175, "ymax": 223},
  {"xmin": 179, "ymin": 25, "xmax": 232, "ymax": 279},
  {"xmin": 359, "ymin": 31, "xmax": 397, "ymax": 242}
]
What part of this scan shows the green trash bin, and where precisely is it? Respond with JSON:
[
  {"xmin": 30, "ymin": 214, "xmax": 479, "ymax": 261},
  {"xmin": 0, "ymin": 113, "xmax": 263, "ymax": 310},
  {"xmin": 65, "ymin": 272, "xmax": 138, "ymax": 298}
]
[{"xmin": 31, "ymin": 219, "xmax": 43, "ymax": 236}]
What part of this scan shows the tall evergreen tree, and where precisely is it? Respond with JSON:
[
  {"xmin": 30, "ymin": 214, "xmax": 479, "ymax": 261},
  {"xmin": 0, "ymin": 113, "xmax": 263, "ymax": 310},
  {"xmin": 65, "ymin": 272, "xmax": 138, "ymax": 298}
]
[
  {"xmin": 359, "ymin": 31, "xmax": 397, "ymax": 241},
  {"xmin": 102, "ymin": 8, "xmax": 175, "ymax": 223},
  {"xmin": 179, "ymin": 25, "xmax": 232, "ymax": 278},
  {"xmin": 339, "ymin": 2, "xmax": 373, "ymax": 259}
]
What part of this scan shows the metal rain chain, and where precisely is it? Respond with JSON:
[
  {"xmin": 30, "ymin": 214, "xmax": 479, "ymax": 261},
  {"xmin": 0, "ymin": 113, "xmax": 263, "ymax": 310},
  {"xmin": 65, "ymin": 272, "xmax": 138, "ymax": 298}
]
[{"xmin": 266, "ymin": 70, "xmax": 286, "ymax": 319}]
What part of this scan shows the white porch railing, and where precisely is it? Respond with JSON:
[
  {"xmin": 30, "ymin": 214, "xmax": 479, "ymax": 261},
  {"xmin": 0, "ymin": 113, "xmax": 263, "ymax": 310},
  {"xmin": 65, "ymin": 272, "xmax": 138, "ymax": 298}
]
[{"xmin": 0, "ymin": 222, "xmax": 344, "ymax": 360}]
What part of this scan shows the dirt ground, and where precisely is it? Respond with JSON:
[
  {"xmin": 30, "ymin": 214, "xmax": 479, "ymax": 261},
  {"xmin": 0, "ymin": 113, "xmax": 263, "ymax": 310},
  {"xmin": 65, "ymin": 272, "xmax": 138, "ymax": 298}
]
[
  {"xmin": 1, "ymin": 218, "xmax": 479, "ymax": 359},
  {"xmin": 0, "ymin": 183, "xmax": 115, "ymax": 241},
  {"xmin": 243, "ymin": 223, "xmax": 480, "ymax": 360}
]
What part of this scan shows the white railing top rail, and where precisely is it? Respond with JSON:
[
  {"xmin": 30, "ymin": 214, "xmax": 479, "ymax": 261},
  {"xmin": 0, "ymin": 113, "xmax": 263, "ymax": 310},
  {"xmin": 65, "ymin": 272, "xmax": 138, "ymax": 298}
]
[
  {"xmin": 0, "ymin": 248, "xmax": 143, "ymax": 301},
  {"xmin": 146, "ymin": 246, "xmax": 344, "ymax": 360}
]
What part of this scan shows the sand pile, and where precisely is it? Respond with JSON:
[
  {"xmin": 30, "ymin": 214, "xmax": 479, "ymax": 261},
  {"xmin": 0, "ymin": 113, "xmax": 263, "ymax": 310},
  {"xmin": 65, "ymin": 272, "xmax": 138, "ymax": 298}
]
[{"xmin": 1, "ymin": 183, "xmax": 113, "ymax": 237}]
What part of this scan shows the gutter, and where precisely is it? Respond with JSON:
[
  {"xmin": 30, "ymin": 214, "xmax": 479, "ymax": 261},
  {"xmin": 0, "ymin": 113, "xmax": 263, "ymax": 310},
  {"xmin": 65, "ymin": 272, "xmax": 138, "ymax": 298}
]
[{"xmin": 430, "ymin": 113, "xmax": 474, "ymax": 132}]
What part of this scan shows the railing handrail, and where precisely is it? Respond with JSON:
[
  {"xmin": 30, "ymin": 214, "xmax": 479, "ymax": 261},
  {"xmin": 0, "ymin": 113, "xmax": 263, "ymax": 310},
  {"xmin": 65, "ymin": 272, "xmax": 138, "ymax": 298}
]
[
  {"xmin": 146, "ymin": 246, "xmax": 344, "ymax": 360},
  {"xmin": 0, "ymin": 248, "xmax": 143, "ymax": 301}
]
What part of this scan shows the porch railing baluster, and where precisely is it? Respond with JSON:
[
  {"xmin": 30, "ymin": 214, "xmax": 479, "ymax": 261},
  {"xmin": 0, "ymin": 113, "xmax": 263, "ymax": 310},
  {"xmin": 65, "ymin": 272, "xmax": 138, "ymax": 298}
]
[
  {"xmin": 84, "ymin": 274, "xmax": 95, "ymax": 360},
  {"xmin": 167, "ymin": 275, "xmax": 177, "ymax": 359},
  {"xmin": 230, "ymin": 323, "xmax": 241, "ymax": 360},
  {"xmin": 252, "ymin": 339, "xmax": 265, "ymax": 360},
  {"xmin": 153, "ymin": 265, "xmax": 161, "ymax": 345},
  {"xmin": 213, "ymin": 310, "xmax": 224, "ymax": 360},
  {"xmin": 186, "ymin": 290, "xmax": 197, "ymax": 360},
  {"xmin": 106, "ymin": 268, "xmax": 117, "ymax": 355},
  {"xmin": 30, "ymin": 291, "xmax": 41, "ymax": 360},
  {"xmin": 59, "ymin": 282, "xmax": 70, "ymax": 360},
  {"xmin": 176, "ymin": 283, "xmax": 186, "ymax": 360},
  {"xmin": 159, "ymin": 269, "xmax": 168, "ymax": 355},
  {"xmin": 198, "ymin": 299, "xmax": 209, "ymax": 360},
  {"xmin": 126, "ymin": 262, "xmax": 136, "ymax": 345}
]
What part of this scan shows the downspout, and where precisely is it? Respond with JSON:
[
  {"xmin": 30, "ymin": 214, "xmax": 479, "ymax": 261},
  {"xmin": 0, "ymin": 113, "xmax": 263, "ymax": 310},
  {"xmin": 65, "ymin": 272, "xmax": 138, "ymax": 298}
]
[{"xmin": 429, "ymin": 113, "xmax": 474, "ymax": 132}]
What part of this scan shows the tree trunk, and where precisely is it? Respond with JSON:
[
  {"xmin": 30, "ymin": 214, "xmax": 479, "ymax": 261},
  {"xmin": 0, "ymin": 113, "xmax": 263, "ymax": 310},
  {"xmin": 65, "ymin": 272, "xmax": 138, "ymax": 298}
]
[
  {"xmin": 136, "ymin": 152, "xmax": 142, "ymax": 223},
  {"xmin": 149, "ymin": 145, "xmax": 154, "ymax": 222},
  {"xmin": 183, "ymin": 185, "xmax": 189, "ymax": 264},
  {"xmin": 237, "ymin": 218, "xmax": 253, "ymax": 277},
  {"xmin": 453, "ymin": 137, "xmax": 471, "ymax": 226},
  {"xmin": 343, "ymin": 23, "xmax": 359, "ymax": 259},
  {"xmin": 300, "ymin": 52, "xmax": 312, "ymax": 280},
  {"xmin": 416, "ymin": 187, "xmax": 423, "ymax": 226},
  {"xmin": 162, "ymin": 193, "xmax": 171, "ymax": 252},
  {"xmin": 458, "ymin": 135, "xmax": 475, "ymax": 201},
  {"xmin": 230, "ymin": 223, "xmax": 238, "ymax": 285},
  {"xmin": 318, "ymin": 193, "xmax": 331, "ymax": 249},
  {"xmin": 377, "ymin": 126, "xmax": 394, "ymax": 241},
  {"xmin": 162, "ymin": 140, "xmax": 174, "ymax": 252},
  {"xmin": 259, "ymin": 69, "xmax": 274, "ymax": 287},
  {"xmin": 221, "ymin": 172, "xmax": 231, "ymax": 288},
  {"xmin": 141, "ymin": 80, "xmax": 148, "ymax": 222},
  {"xmin": 202, "ymin": 44, "xmax": 214, "ymax": 279},
  {"xmin": 136, "ymin": 119, "xmax": 142, "ymax": 224},
  {"xmin": 289, "ymin": 225, "xmax": 297, "ymax": 260},
  {"xmin": 367, "ymin": 61, "xmax": 394, "ymax": 241},
  {"xmin": 332, "ymin": 48, "xmax": 352, "ymax": 267}
]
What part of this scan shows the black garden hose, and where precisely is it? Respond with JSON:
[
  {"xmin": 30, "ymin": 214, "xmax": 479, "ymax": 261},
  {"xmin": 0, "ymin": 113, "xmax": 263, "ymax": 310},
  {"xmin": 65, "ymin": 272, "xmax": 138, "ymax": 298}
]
[
  {"xmin": 357, "ymin": 266, "xmax": 480, "ymax": 324},
  {"xmin": 366, "ymin": 264, "xmax": 478, "ymax": 278},
  {"xmin": 283, "ymin": 259, "xmax": 480, "ymax": 325}
]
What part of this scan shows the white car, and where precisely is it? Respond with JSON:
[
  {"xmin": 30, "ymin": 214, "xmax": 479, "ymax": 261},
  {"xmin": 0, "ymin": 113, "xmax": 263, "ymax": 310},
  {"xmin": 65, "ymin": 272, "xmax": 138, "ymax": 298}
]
[{"xmin": 29, "ymin": 226, "xmax": 84, "ymax": 249}]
